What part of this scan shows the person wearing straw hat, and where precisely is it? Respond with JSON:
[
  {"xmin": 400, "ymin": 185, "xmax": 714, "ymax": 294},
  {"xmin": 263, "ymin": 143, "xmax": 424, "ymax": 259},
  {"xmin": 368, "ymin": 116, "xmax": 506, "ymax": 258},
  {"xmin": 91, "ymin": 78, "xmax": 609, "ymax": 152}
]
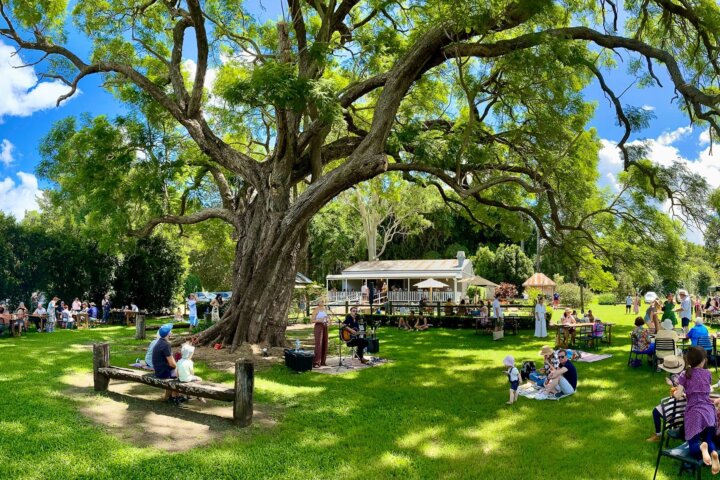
[
  {"xmin": 647, "ymin": 355, "xmax": 685, "ymax": 442},
  {"xmin": 529, "ymin": 345, "xmax": 559, "ymax": 387},
  {"xmin": 655, "ymin": 319, "xmax": 681, "ymax": 358},
  {"xmin": 675, "ymin": 289, "xmax": 693, "ymax": 334}
]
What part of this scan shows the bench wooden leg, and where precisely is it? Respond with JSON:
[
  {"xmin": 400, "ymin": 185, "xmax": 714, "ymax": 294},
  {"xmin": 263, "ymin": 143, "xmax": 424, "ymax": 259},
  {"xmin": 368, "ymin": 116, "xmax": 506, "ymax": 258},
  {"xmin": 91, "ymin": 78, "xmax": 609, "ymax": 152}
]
[
  {"xmin": 93, "ymin": 343, "xmax": 110, "ymax": 391},
  {"xmin": 234, "ymin": 360, "xmax": 254, "ymax": 427}
]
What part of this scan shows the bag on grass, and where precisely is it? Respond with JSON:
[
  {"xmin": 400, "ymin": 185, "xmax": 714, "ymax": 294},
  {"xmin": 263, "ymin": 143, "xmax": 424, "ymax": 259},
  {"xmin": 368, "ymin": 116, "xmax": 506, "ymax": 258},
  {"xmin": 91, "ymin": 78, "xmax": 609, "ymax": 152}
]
[{"xmin": 521, "ymin": 361, "xmax": 536, "ymax": 381}]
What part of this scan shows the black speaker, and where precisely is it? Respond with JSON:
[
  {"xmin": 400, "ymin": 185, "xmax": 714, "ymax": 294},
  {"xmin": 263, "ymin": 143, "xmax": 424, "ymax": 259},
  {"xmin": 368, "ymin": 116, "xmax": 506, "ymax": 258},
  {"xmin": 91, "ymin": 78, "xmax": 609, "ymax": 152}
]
[
  {"xmin": 366, "ymin": 338, "xmax": 380, "ymax": 354},
  {"xmin": 284, "ymin": 349, "xmax": 314, "ymax": 372}
]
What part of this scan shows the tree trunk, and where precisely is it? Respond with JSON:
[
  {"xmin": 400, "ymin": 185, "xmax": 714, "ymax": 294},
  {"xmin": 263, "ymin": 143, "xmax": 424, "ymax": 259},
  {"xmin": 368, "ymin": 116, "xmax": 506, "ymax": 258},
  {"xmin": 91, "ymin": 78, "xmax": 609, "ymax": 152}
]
[{"xmin": 192, "ymin": 200, "xmax": 307, "ymax": 351}]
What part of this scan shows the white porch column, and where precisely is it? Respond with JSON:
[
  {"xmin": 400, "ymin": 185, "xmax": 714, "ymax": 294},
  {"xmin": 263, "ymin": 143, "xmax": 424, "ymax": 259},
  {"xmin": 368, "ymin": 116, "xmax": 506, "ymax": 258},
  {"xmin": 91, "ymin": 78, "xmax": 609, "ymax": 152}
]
[{"xmin": 453, "ymin": 278, "xmax": 458, "ymax": 302}]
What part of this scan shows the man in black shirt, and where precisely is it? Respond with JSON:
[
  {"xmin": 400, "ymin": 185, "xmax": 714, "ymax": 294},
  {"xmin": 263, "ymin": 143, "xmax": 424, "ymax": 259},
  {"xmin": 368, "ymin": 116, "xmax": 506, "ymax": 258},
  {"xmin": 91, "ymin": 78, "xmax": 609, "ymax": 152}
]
[
  {"xmin": 544, "ymin": 349, "xmax": 577, "ymax": 396},
  {"xmin": 343, "ymin": 308, "xmax": 370, "ymax": 364}
]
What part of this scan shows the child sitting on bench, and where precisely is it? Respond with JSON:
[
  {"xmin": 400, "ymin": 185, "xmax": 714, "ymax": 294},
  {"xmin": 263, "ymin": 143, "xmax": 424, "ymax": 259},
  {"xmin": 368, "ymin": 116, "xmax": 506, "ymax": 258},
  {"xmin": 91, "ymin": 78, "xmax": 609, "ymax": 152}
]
[{"xmin": 177, "ymin": 343, "xmax": 206, "ymax": 403}]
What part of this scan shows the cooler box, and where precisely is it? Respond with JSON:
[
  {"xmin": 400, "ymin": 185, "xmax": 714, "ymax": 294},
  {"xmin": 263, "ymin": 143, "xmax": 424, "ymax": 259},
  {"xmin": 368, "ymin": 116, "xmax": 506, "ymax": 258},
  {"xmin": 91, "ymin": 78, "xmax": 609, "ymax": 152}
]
[
  {"xmin": 284, "ymin": 349, "xmax": 314, "ymax": 372},
  {"xmin": 366, "ymin": 338, "xmax": 380, "ymax": 354}
]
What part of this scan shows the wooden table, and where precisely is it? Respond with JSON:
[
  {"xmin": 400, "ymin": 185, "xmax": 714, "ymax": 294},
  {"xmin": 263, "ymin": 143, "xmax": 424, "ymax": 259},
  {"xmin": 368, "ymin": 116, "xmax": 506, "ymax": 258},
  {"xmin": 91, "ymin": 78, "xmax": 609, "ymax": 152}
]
[
  {"xmin": 72, "ymin": 312, "xmax": 89, "ymax": 329},
  {"xmin": 549, "ymin": 322, "xmax": 615, "ymax": 346},
  {"xmin": 28, "ymin": 314, "xmax": 47, "ymax": 332}
]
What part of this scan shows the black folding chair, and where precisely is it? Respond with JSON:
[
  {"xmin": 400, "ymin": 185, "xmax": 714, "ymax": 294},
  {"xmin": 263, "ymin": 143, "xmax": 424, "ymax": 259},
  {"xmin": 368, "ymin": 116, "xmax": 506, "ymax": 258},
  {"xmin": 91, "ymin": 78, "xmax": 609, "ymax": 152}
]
[
  {"xmin": 697, "ymin": 336, "xmax": 718, "ymax": 373},
  {"xmin": 628, "ymin": 334, "xmax": 654, "ymax": 370},
  {"xmin": 653, "ymin": 396, "xmax": 704, "ymax": 480},
  {"xmin": 653, "ymin": 339, "xmax": 677, "ymax": 371}
]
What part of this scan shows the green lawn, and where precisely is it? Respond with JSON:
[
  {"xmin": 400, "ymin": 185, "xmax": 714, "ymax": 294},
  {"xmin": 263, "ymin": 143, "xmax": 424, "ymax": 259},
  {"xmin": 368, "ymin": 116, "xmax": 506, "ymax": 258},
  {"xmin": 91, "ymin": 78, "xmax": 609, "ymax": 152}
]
[{"xmin": 0, "ymin": 304, "xmax": 698, "ymax": 479}]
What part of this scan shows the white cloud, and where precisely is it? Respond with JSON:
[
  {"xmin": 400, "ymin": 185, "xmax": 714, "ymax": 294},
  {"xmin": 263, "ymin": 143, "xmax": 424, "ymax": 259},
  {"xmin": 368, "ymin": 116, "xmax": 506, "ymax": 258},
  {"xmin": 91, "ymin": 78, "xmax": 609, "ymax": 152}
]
[
  {"xmin": 0, "ymin": 172, "xmax": 41, "ymax": 219},
  {"xmin": 0, "ymin": 41, "xmax": 75, "ymax": 120},
  {"xmin": 656, "ymin": 125, "xmax": 692, "ymax": 146},
  {"xmin": 0, "ymin": 139, "xmax": 14, "ymax": 166},
  {"xmin": 641, "ymin": 105, "xmax": 655, "ymax": 111},
  {"xmin": 699, "ymin": 129, "xmax": 716, "ymax": 147},
  {"xmin": 601, "ymin": 125, "xmax": 719, "ymax": 189}
]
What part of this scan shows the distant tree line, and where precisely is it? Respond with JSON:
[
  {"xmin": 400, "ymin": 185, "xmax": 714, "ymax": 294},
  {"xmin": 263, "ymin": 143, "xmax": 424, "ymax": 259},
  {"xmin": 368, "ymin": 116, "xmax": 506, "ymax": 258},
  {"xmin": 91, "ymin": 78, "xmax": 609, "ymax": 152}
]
[{"xmin": 0, "ymin": 214, "xmax": 182, "ymax": 311}]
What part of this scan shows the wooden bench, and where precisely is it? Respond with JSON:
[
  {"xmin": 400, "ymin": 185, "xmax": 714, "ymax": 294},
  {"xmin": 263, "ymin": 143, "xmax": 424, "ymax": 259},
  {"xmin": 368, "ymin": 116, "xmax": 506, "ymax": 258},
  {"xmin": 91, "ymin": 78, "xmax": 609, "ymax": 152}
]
[{"xmin": 92, "ymin": 343, "xmax": 253, "ymax": 426}]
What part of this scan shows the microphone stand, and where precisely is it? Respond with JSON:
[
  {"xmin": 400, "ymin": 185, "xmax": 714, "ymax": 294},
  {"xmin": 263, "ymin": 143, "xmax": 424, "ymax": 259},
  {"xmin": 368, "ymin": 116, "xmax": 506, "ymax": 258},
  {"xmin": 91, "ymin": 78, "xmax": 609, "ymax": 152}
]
[{"xmin": 327, "ymin": 305, "xmax": 353, "ymax": 370}]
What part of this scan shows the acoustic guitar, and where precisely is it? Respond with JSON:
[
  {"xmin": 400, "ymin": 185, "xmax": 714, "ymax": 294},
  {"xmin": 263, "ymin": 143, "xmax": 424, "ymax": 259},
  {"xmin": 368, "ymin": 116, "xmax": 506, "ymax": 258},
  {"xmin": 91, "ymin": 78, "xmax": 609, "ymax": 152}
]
[{"xmin": 340, "ymin": 325, "xmax": 365, "ymax": 342}]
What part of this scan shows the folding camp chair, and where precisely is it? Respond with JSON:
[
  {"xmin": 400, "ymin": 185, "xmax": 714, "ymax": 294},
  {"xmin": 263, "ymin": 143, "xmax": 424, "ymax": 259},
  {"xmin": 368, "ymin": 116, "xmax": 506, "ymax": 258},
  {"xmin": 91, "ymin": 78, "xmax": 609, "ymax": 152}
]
[{"xmin": 653, "ymin": 396, "xmax": 703, "ymax": 480}]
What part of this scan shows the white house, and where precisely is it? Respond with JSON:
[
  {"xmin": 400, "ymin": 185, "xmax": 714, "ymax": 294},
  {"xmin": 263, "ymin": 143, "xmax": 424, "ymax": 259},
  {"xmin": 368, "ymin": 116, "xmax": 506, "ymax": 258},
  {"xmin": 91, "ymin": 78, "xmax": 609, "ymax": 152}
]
[{"xmin": 326, "ymin": 251, "xmax": 474, "ymax": 303}]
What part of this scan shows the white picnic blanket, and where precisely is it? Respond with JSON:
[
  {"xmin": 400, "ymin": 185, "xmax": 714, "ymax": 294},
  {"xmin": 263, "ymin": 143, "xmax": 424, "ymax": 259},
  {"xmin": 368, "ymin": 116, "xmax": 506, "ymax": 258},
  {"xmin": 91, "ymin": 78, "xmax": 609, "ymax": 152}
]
[{"xmin": 518, "ymin": 383, "xmax": 574, "ymax": 401}]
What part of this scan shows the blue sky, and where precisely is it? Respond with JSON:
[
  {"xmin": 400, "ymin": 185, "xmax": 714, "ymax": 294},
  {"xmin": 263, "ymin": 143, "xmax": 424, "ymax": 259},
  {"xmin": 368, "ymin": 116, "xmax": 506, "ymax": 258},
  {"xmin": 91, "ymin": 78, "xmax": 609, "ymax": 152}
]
[{"xmin": 0, "ymin": 1, "xmax": 716, "ymax": 239}]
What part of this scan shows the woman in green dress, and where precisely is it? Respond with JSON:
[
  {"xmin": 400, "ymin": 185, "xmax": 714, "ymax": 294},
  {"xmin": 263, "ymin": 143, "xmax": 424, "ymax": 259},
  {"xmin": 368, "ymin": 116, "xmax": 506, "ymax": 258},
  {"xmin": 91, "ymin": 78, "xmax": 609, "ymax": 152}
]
[{"xmin": 661, "ymin": 292, "xmax": 678, "ymax": 327}]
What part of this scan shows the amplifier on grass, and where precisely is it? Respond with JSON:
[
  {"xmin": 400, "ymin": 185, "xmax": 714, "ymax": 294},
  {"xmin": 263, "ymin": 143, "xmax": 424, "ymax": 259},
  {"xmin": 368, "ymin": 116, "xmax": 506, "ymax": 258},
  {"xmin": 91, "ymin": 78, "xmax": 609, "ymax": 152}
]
[
  {"xmin": 284, "ymin": 349, "xmax": 314, "ymax": 372},
  {"xmin": 366, "ymin": 338, "xmax": 380, "ymax": 354}
]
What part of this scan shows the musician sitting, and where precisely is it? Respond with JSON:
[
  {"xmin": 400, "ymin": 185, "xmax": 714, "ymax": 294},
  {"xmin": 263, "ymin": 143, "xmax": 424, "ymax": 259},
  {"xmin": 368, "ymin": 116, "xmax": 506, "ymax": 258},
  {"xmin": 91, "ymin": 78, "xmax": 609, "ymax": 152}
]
[{"xmin": 343, "ymin": 310, "xmax": 370, "ymax": 364}]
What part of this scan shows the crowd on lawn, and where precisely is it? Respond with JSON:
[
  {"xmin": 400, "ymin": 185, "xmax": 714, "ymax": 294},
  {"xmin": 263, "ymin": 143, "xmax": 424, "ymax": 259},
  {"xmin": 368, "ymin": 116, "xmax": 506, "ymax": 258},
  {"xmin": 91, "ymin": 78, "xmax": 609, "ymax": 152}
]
[
  {"xmin": 0, "ymin": 292, "xmax": 226, "ymax": 337},
  {"xmin": 0, "ymin": 295, "xmax": 126, "ymax": 335}
]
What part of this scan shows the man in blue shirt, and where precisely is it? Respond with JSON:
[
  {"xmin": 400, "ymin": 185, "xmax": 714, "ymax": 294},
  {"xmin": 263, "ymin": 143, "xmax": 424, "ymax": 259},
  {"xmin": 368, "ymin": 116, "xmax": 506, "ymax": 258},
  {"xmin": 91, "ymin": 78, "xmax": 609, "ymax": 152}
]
[{"xmin": 686, "ymin": 317, "xmax": 710, "ymax": 347}]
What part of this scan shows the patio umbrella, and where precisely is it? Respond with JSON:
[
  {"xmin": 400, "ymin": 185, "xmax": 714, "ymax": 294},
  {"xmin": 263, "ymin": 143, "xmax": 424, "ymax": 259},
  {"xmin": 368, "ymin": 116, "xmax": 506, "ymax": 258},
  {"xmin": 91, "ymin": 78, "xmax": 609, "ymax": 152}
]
[
  {"xmin": 458, "ymin": 276, "xmax": 498, "ymax": 287},
  {"xmin": 414, "ymin": 278, "xmax": 449, "ymax": 301}
]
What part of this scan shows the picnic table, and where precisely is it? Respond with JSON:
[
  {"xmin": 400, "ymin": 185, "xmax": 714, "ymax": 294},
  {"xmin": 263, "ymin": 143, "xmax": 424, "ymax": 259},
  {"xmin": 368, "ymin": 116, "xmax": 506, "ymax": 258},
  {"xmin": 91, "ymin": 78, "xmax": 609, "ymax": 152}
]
[
  {"xmin": 549, "ymin": 322, "xmax": 615, "ymax": 346},
  {"xmin": 72, "ymin": 312, "xmax": 90, "ymax": 329}
]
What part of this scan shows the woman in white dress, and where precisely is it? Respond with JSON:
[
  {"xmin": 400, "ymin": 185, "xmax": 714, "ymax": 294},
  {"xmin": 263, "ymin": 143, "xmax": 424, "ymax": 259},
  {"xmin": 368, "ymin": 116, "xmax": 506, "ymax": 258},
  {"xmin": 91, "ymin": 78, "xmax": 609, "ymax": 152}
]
[{"xmin": 534, "ymin": 296, "xmax": 548, "ymax": 338}]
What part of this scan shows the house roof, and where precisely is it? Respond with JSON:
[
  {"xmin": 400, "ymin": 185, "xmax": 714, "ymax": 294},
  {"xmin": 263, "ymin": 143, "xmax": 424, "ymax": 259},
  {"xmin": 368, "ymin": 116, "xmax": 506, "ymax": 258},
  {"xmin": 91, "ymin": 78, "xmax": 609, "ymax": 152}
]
[
  {"xmin": 343, "ymin": 259, "xmax": 466, "ymax": 272},
  {"xmin": 326, "ymin": 258, "xmax": 473, "ymax": 281},
  {"xmin": 522, "ymin": 272, "xmax": 556, "ymax": 287}
]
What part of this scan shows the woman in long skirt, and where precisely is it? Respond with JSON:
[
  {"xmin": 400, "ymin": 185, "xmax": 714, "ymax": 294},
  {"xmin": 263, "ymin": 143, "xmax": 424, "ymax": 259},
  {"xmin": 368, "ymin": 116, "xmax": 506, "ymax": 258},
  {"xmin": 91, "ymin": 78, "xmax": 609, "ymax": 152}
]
[
  {"xmin": 210, "ymin": 294, "xmax": 223, "ymax": 323},
  {"xmin": 311, "ymin": 300, "xmax": 329, "ymax": 368}
]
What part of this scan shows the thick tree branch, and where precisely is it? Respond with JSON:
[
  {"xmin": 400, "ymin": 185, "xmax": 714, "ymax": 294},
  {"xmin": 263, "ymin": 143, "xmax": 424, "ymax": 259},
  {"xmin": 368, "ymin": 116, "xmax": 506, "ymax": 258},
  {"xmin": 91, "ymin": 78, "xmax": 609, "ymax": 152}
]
[{"xmin": 129, "ymin": 208, "xmax": 238, "ymax": 237}]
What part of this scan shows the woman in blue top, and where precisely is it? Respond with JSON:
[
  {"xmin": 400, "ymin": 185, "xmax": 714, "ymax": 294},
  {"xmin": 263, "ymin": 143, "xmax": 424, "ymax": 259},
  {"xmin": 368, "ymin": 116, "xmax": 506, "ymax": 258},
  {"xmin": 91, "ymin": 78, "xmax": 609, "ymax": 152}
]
[{"xmin": 187, "ymin": 294, "xmax": 198, "ymax": 327}]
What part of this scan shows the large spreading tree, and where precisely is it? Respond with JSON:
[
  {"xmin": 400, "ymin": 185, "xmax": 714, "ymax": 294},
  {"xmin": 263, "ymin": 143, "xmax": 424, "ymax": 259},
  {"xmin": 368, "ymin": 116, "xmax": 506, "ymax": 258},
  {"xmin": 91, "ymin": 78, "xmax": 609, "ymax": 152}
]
[{"xmin": 2, "ymin": 0, "xmax": 718, "ymax": 350}]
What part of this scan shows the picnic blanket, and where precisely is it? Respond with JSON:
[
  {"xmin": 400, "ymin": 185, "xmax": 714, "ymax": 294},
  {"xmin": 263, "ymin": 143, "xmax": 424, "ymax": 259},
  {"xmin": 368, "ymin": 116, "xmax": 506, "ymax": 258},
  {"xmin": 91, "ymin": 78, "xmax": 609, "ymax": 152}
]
[
  {"xmin": 518, "ymin": 383, "xmax": 574, "ymax": 401},
  {"xmin": 574, "ymin": 351, "xmax": 612, "ymax": 363}
]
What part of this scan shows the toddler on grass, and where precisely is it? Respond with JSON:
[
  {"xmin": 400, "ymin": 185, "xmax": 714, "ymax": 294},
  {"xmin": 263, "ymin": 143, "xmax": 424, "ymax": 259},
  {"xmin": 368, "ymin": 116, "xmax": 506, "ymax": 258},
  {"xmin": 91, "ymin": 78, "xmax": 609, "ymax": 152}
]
[{"xmin": 503, "ymin": 355, "xmax": 520, "ymax": 405}]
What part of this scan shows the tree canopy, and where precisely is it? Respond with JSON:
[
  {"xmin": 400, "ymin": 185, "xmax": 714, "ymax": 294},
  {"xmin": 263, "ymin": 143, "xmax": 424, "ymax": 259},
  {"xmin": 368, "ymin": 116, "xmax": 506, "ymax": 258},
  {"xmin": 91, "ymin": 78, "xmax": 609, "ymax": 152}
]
[{"xmin": 3, "ymin": 0, "xmax": 719, "ymax": 348}]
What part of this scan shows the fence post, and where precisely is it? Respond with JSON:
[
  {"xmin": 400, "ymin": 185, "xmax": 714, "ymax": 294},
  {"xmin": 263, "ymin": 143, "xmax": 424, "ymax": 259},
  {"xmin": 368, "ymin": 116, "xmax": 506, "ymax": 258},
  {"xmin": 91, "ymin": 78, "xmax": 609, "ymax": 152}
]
[
  {"xmin": 234, "ymin": 360, "xmax": 254, "ymax": 427},
  {"xmin": 388, "ymin": 301, "xmax": 393, "ymax": 315},
  {"xmin": 135, "ymin": 314, "xmax": 146, "ymax": 340},
  {"xmin": 345, "ymin": 300, "xmax": 349, "ymax": 315},
  {"xmin": 436, "ymin": 301, "xmax": 441, "ymax": 317},
  {"xmin": 93, "ymin": 343, "xmax": 110, "ymax": 391}
]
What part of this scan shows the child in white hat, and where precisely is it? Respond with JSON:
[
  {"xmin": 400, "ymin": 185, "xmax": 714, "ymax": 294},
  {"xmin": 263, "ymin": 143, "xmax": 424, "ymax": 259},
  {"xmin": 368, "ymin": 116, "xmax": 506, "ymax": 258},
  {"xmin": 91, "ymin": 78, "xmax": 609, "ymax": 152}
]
[
  {"xmin": 177, "ymin": 343, "xmax": 206, "ymax": 403},
  {"xmin": 503, "ymin": 355, "xmax": 520, "ymax": 405}
]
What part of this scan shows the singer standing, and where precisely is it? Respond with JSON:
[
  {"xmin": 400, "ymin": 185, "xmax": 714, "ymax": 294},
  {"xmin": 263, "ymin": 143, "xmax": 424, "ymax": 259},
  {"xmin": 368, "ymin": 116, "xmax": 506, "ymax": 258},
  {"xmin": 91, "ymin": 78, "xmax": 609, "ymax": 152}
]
[{"xmin": 311, "ymin": 299, "xmax": 329, "ymax": 368}]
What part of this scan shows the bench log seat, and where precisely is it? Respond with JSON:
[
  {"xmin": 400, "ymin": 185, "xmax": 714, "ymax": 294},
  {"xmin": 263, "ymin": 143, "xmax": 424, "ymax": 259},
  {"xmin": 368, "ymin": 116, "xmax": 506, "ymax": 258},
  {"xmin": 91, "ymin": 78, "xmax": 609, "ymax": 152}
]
[{"xmin": 92, "ymin": 343, "xmax": 253, "ymax": 426}]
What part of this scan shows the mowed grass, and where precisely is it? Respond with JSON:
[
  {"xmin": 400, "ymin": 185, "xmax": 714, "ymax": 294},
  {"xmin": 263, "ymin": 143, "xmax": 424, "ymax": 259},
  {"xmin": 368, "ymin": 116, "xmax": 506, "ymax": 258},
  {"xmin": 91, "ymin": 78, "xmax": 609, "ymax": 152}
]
[{"xmin": 0, "ymin": 303, "xmax": 695, "ymax": 479}]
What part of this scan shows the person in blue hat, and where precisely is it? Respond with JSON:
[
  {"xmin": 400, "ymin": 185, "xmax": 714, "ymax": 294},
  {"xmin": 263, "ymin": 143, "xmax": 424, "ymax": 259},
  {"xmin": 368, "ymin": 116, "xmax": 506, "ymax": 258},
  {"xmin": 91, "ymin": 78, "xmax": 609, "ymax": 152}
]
[{"xmin": 152, "ymin": 323, "xmax": 181, "ymax": 403}]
